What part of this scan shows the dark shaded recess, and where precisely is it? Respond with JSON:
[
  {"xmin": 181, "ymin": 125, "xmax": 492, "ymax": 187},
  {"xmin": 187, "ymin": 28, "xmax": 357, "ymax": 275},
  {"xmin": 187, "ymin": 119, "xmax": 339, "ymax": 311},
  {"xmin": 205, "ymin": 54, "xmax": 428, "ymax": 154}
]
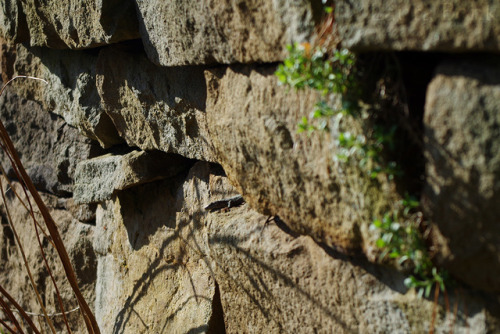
[
  {"xmin": 356, "ymin": 51, "xmax": 444, "ymax": 197},
  {"xmin": 103, "ymin": 38, "xmax": 147, "ymax": 55},
  {"xmin": 311, "ymin": 0, "xmax": 330, "ymax": 25},
  {"xmin": 207, "ymin": 282, "xmax": 226, "ymax": 334},
  {"xmin": 14, "ymin": 1, "xmax": 30, "ymax": 43},
  {"xmin": 208, "ymin": 163, "xmax": 226, "ymax": 178},
  {"xmin": 391, "ymin": 52, "xmax": 443, "ymax": 195}
]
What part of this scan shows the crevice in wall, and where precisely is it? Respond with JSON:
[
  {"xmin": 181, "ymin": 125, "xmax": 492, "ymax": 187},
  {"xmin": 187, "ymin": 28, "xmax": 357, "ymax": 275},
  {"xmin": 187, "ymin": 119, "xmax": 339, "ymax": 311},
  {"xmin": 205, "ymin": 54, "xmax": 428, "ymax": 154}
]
[
  {"xmin": 391, "ymin": 51, "xmax": 443, "ymax": 197},
  {"xmin": 207, "ymin": 281, "xmax": 226, "ymax": 334},
  {"xmin": 357, "ymin": 51, "xmax": 444, "ymax": 198}
]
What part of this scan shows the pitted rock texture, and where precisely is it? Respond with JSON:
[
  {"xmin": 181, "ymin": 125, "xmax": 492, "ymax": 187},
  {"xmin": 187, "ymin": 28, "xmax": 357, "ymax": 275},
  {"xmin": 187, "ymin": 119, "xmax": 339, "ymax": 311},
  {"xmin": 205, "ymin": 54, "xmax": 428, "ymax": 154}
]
[
  {"xmin": 0, "ymin": 181, "xmax": 96, "ymax": 333},
  {"xmin": 424, "ymin": 58, "xmax": 500, "ymax": 292},
  {"xmin": 74, "ymin": 150, "xmax": 190, "ymax": 204},
  {"xmin": 8, "ymin": 43, "xmax": 122, "ymax": 147},
  {"xmin": 93, "ymin": 162, "xmax": 226, "ymax": 333},
  {"xmin": 1, "ymin": 0, "xmax": 139, "ymax": 48},
  {"xmin": 0, "ymin": 0, "xmax": 28, "ymax": 43},
  {"xmin": 205, "ymin": 65, "xmax": 399, "ymax": 255},
  {"xmin": 135, "ymin": 0, "xmax": 319, "ymax": 66},
  {"xmin": 336, "ymin": 0, "xmax": 500, "ymax": 52},
  {"xmin": 96, "ymin": 46, "xmax": 214, "ymax": 161},
  {"xmin": 0, "ymin": 86, "xmax": 98, "ymax": 196},
  {"xmin": 206, "ymin": 200, "xmax": 497, "ymax": 333}
]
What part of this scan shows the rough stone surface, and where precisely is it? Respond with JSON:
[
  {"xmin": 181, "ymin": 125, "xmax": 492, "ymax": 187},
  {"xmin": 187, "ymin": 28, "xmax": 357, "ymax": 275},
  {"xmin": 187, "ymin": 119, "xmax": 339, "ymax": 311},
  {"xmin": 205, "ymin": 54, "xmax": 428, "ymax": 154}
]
[
  {"xmin": 74, "ymin": 150, "xmax": 191, "ymax": 204},
  {"xmin": 93, "ymin": 162, "xmax": 227, "ymax": 333},
  {"xmin": 0, "ymin": 0, "xmax": 28, "ymax": 43},
  {"xmin": 206, "ymin": 202, "xmax": 499, "ymax": 333},
  {"xmin": 423, "ymin": 58, "xmax": 500, "ymax": 292},
  {"xmin": 1, "ymin": 0, "xmax": 139, "ymax": 48},
  {"xmin": 205, "ymin": 65, "xmax": 398, "ymax": 255},
  {"xmin": 135, "ymin": 0, "xmax": 320, "ymax": 66},
  {"xmin": 96, "ymin": 46, "xmax": 215, "ymax": 161},
  {"xmin": 336, "ymin": 0, "xmax": 500, "ymax": 52},
  {"xmin": 7, "ymin": 43, "xmax": 123, "ymax": 147},
  {"xmin": 0, "ymin": 181, "xmax": 96, "ymax": 333},
  {"xmin": 0, "ymin": 86, "xmax": 99, "ymax": 196}
]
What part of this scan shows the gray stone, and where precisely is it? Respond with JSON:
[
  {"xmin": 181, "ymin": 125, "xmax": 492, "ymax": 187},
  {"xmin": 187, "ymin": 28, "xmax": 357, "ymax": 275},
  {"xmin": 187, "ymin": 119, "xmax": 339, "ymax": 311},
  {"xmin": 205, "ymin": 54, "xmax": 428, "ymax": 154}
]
[
  {"xmin": 135, "ymin": 0, "xmax": 319, "ymax": 66},
  {"xmin": 0, "ymin": 86, "xmax": 98, "ymax": 196},
  {"xmin": 1, "ymin": 0, "xmax": 139, "ymax": 48},
  {"xmin": 8, "ymin": 43, "xmax": 123, "ymax": 147},
  {"xmin": 96, "ymin": 46, "xmax": 215, "ymax": 161},
  {"xmin": 74, "ymin": 150, "xmax": 191, "ymax": 204},
  {"xmin": 93, "ymin": 162, "xmax": 227, "ymax": 333},
  {"xmin": 0, "ymin": 0, "xmax": 28, "ymax": 43},
  {"xmin": 205, "ymin": 65, "xmax": 399, "ymax": 255},
  {"xmin": 206, "ymin": 202, "xmax": 497, "ymax": 333},
  {"xmin": 423, "ymin": 58, "xmax": 500, "ymax": 292},
  {"xmin": 336, "ymin": 0, "xmax": 500, "ymax": 52}
]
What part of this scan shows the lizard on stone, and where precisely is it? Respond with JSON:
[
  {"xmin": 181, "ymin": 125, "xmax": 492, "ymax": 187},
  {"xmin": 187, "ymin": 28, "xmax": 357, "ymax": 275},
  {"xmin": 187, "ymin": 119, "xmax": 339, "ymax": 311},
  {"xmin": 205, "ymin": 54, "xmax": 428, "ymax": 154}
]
[{"xmin": 204, "ymin": 195, "xmax": 245, "ymax": 212}]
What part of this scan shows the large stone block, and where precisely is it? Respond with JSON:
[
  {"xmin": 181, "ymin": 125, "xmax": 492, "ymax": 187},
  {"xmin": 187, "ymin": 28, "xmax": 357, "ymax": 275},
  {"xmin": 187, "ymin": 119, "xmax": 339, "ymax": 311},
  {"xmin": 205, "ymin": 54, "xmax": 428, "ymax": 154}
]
[
  {"xmin": 96, "ymin": 46, "xmax": 215, "ymax": 161},
  {"xmin": 93, "ymin": 162, "xmax": 228, "ymax": 333},
  {"xmin": 205, "ymin": 65, "xmax": 399, "ymax": 255},
  {"xmin": 1, "ymin": 0, "xmax": 139, "ymax": 48},
  {"xmin": 206, "ymin": 203, "xmax": 498, "ymax": 333},
  {"xmin": 336, "ymin": 1, "xmax": 500, "ymax": 52},
  {"xmin": 424, "ymin": 58, "xmax": 500, "ymax": 292},
  {"xmin": 135, "ymin": 0, "xmax": 319, "ymax": 66},
  {"xmin": 7, "ymin": 43, "xmax": 122, "ymax": 147},
  {"xmin": 0, "ymin": 86, "xmax": 98, "ymax": 196}
]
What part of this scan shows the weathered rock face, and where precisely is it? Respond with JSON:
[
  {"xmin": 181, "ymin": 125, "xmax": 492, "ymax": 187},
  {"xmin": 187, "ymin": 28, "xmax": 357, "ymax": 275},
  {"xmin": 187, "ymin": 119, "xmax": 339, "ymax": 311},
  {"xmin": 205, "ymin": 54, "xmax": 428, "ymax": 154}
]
[
  {"xmin": 424, "ymin": 58, "xmax": 500, "ymax": 292},
  {"xmin": 1, "ymin": 1, "xmax": 500, "ymax": 332},
  {"xmin": 206, "ymin": 204, "xmax": 497, "ymax": 333},
  {"xmin": 0, "ymin": 86, "xmax": 99, "ymax": 196},
  {"xmin": 93, "ymin": 162, "xmax": 226, "ymax": 333},
  {"xmin": 96, "ymin": 46, "xmax": 215, "ymax": 160},
  {"xmin": 7, "ymin": 43, "xmax": 123, "ymax": 147},
  {"xmin": 0, "ymin": 0, "xmax": 139, "ymax": 48},
  {"xmin": 205, "ymin": 65, "xmax": 398, "ymax": 255},
  {"xmin": 135, "ymin": 0, "xmax": 320, "ymax": 66},
  {"xmin": 336, "ymin": 0, "xmax": 500, "ymax": 52},
  {"xmin": 0, "ymin": 0, "xmax": 28, "ymax": 43},
  {"xmin": 0, "ymin": 182, "xmax": 96, "ymax": 333},
  {"xmin": 74, "ymin": 149, "xmax": 192, "ymax": 204}
]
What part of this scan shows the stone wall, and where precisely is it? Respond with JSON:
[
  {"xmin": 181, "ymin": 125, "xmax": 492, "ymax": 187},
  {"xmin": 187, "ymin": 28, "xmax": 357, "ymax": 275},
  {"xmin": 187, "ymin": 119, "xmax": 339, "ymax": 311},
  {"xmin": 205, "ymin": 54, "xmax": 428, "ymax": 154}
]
[{"xmin": 0, "ymin": 1, "xmax": 499, "ymax": 333}]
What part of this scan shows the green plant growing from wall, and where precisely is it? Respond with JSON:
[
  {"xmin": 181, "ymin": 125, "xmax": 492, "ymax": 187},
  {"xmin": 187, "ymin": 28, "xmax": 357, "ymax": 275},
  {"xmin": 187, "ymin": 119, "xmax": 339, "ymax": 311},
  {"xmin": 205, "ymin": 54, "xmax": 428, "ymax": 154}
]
[
  {"xmin": 370, "ymin": 196, "xmax": 449, "ymax": 298},
  {"xmin": 275, "ymin": 10, "xmax": 448, "ymax": 298}
]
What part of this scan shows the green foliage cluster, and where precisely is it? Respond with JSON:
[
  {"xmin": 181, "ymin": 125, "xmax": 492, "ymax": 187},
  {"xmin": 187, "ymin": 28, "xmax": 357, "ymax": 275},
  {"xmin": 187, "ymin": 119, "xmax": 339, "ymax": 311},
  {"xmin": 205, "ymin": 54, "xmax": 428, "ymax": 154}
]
[
  {"xmin": 370, "ymin": 196, "xmax": 448, "ymax": 297},
  {"xmin": 275, "ymin": 43, "xmax": 395, "ymax": 179},
  {"xmin": 276, "ymin": 42, "xmax": 449, "ymax": 298},
  {"xmin": 276, "ymin": 43, "xmax": 359, "ymax": 132}
]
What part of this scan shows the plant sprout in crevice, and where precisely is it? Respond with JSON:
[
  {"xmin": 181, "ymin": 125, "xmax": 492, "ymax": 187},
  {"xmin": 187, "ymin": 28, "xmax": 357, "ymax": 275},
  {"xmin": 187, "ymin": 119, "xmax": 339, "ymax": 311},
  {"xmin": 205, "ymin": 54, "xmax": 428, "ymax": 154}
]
[{"xmin": 275, "ymin": 8, "xmax": 449, "ymax": 298}]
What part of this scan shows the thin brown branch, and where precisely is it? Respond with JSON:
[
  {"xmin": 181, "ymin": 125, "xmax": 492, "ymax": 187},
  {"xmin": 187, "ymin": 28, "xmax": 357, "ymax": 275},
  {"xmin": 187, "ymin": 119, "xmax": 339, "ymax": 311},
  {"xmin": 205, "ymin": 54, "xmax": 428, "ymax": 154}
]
[
  {"xmin": 0, "ymin": 76, "xmax": 100, "ymax": 333},
  {"xmin": 429, "ymin": 281, "xmax": 440, "ymax": 334},
  {"xmin": 0, "ymin": 178, "xmax": 54, "ymax": 333},
  {"xmin": 0, "ymin": 284, "xmax": 40, "ymax": 333},
  {"xmin": 0, "ymin": 164, "xmax": 51, "ymax": 242},
  {"xmin": 0, "ymin": 295, "xmax": 24, "ymax": 334},
  {"xmin": 0, "ymin": 317, "xmax": 17, "ymax": 334}
]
